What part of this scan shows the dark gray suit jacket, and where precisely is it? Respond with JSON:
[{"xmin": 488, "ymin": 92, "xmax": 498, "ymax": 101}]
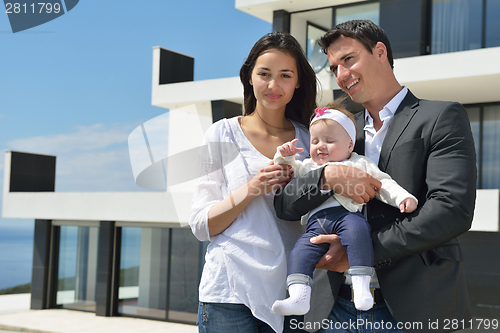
[{"xmin": 274, "ymin": 91, "xmax": 477, "ymax": 332}]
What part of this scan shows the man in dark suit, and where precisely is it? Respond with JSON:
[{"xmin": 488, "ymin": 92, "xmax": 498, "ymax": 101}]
[{"xmin": 274, "ymin": 20, "xmax": 476, "ymax": 332}]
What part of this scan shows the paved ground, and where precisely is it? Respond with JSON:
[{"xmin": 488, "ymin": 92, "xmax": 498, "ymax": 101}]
[
  {"xmin": 0, "ymin": 294, "xmax": 198, "ymax": 333},
  {"xmin": 2, "ymin": 294, "xmax": 490, "ymax": 333}
]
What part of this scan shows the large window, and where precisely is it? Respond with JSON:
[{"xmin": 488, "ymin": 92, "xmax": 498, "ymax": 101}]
[
  {"xmin": 335, "ymin": 2, "xmax": 380, "ymax": 25},
  {"xmin": 485, "ymin": 0, "xmax": 500, "ymax": 48},
  {"xmin": 56, "ymin": 225, "xmax": 99, "ymax": 311},
  {"xmin": 117, "ymin": 226, "xmax": 205, "ymax": 323},
  {"xmin": 168, "ymin": 228, "xmax": 206, "ymax": 322},
  {"xmin": 52, "ymin": 223, "xmax": 205, "ymax": 324},
  {"xmin": 306, "ymin": 23, "xmax": 329, "ymax": 73},
  {"xmin": 291, "ymin": 2, "xmax": 381, "ymax": 74},
  {"xmin": 431, "ymin": 0, "xmax": 482, "ymax": 54},
  {"xmin": 118, "ymin": 227, "xmax": 169, "ymax": 319},
  {"xmin": 290, "ymin": 8, "xmax": 332, "ymax": 73},
  {"xmin": 482, "ymin": 105, "xmax": 500, "ymax": 189},
  {"xmin": 466, "ymin": 103, "xmax": 500, "ymax": 189},
  {"xmin": 432, "ymin": 0, "xmax": 500, "ymax": 53},
  {"xmin": 291, "ymin": 0, "xmax": 499, "ymax": 64}
]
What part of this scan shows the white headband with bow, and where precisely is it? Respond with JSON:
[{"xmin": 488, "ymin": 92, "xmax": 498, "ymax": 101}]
[{"xmin": 310, "ymin": 107, "xmax": 356, "ymax": 143}]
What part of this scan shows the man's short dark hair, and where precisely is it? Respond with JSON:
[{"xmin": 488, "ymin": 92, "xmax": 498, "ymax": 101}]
[{"xmin": 319, "ymin": 20, "xmax": 394, "ymax": 69}]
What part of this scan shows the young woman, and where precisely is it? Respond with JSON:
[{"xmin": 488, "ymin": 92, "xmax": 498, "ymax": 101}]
[{"xmin": 189, "ymin": 32, "xmax": 317, "ymax": 333}]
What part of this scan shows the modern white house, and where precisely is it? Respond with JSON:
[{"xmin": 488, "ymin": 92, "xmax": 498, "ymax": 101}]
[{"xmin": 3, "ymin": 0, "xmax": 500, "ymax": 325}]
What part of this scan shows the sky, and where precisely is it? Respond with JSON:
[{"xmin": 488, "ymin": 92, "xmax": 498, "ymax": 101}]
[
  {"xmin": 0, "ymin": 0, "xmax": 271, "ymax": 288},
  {"xmin": 0, "ymin": 0, "xmax": 271, "ymax": 228}
]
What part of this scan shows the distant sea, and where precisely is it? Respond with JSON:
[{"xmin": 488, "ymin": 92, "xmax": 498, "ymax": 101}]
[{"xmin": 0, "ymin": 228, "xmax": 33, "ymax": 290}]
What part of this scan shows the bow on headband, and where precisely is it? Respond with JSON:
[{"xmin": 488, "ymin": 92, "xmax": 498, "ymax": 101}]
[{"xmin": 315, "ymin": 107, "xmax": 328, "ymax": 117}]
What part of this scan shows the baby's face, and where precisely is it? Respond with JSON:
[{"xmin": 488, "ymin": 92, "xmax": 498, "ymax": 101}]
[{"xmin": 310, "ymin": 119, "xmax": 353, "ymax": 165}]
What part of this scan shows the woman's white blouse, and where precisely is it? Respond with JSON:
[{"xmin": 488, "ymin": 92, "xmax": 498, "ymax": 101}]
[{"xmin": 189, "ymin": 116, "xmax": 310, "ymax": 333}]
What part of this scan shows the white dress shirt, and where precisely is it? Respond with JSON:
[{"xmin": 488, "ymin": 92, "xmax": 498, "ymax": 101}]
[
  {"xmin": 345, "ymin": 86, "xmax": 409, "ymax": 287},
  {"xmin": 364, "ymin": 86, "xmax": 408, "ymax": 166}
]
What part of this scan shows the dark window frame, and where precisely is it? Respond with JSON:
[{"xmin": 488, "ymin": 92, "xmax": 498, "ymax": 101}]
[{"xmin": 465, "ymin": 101, "xmax": 500, "ymax": 189}]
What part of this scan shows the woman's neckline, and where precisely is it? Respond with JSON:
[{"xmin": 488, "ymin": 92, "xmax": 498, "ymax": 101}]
[{"xmin": 235, "ymin": 116, "xmax": 297, "ymax": 160}]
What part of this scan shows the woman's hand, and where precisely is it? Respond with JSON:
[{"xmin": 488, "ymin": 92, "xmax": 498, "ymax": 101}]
[
  {"xmin": 312, "ymin": 234, "xmax": 349, "ymax": 273},
  {"xmin": 248, "ymin": 161, "xmax": 293, "ymax": 197},
  {"xmin": 208, "ymin": 160, "xmax": 292, "ymax": 237}
]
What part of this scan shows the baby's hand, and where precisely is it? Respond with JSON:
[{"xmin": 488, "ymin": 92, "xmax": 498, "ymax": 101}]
[
  {"xmin": 399, "ymin": 197, "xmax": 417, "ymax": 213},
  {"xmin": 278, "ymin": 138, "xmax": 304, "ymax": 157}
]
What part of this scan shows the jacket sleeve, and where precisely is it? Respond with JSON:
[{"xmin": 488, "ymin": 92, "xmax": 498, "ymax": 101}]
[
  {"xmin": 371, "ymin": 102, "xmax": 477, "ymax": 265},
  {"xmin": 274, "ymin": 166, "xmax": 332, "ymax": 220}
]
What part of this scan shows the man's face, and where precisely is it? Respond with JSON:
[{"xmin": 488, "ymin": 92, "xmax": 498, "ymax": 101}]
[{"xmin": 326, "ymin": 36, "xmax": 383, "ymax": 107}]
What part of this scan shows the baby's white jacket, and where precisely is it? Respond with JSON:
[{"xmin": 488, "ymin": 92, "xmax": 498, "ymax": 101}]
[{"xmin": 274, "ymin": 150, "xmax": 418, "ymax": 213}]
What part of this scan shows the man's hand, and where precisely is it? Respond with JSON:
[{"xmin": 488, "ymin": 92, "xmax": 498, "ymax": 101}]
[
  {"xmin": 321, "ymin": 165, "xmax": 381, "ymax": 204},
  {"xmin": 311, "ymin": 234, "xmax": 349, "ymax": 273}
]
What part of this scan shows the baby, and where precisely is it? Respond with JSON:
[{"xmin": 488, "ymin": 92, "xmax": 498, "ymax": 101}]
[{"xmin": 272, "ymin": 103, "xmax": 418, "ymax": 315}]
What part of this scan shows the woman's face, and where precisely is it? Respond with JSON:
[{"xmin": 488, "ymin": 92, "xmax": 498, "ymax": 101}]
[{"xmin": 250, "ymin": 49, "xmax": 300, "ymax": 113}]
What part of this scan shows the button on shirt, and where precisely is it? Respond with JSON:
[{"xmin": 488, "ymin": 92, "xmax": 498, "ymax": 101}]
[{"xmin": 364, "ymin": 86, "xmax": 408, "ymax": 166}]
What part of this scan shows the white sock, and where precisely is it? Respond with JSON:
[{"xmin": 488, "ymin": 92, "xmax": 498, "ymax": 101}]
[
  {"xmin": 351, "ymin": 275, "xmax": 374, "ymax": 311},
  {"xmin": 272, "ymin": 283, "xmax": 311, "ymax": 315}
]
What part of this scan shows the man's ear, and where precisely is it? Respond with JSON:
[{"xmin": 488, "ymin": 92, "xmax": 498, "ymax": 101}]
[{"xmin": 374, "ymin": 41, "xmax": 387, "ymax": 63}]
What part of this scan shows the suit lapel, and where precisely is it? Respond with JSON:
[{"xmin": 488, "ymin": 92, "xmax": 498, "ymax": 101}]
[{"xmin": 378, "ymin": 91, "xmax": 419, "ymax": 171}]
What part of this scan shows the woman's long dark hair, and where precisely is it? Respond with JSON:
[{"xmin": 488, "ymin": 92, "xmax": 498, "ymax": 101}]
[{"xmin": 239, "ymin": 32, "xmax": 317, "ymax": 128}]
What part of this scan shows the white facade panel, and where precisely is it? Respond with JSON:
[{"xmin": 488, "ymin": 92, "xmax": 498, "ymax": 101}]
[
  {"xmin": 470, "ymin": 189, "xmax": 500, "ymax": 232},
  {"xmin": 2, "ymin": 191, "xmax": 180, "ymax": 224},
  {"xmin": 394, "ymin": 47, "xmax": 500, "ymax": 105}
]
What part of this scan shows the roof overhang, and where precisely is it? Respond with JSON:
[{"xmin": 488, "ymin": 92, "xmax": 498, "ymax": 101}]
[{"xmin": 235, "ymin": 0, "xmax": 365, "ymax": 22}]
